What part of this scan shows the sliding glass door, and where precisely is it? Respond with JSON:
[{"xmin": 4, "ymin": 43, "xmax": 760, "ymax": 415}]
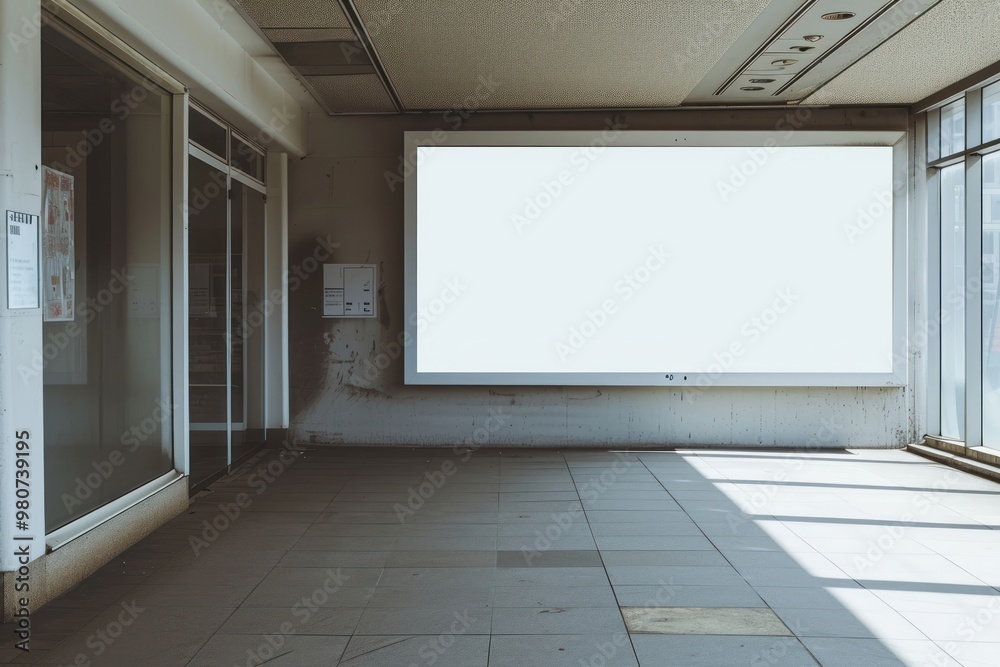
[
  {"xmin": 188, "ymin": 155, "xmax": 229, "ymax": 486},
  {"xmin": 187, "ymin": 106, "xmax": 268, "ymax": 488}
]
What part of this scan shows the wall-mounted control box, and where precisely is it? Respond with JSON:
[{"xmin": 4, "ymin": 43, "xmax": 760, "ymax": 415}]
[{"xmin": 323, "ymin": 264, "xmax": 377, "ymax": 318}]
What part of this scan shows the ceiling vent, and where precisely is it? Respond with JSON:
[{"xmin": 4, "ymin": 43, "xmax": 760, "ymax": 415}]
[{"xmin": 684, "ymin": 0, "xmax": 942, "ymax": 105}]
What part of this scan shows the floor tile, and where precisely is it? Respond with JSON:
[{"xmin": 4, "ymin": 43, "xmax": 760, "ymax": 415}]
[
  {"xmin": 493, "ymin": 585, "xmax": 618, "ymax": 608},
  {"xmin": 939, "ymin": 640, "xmax": 1000, "ymax": 667},
  {"xmin": 393, "ymin": 536, "xmax": 498, "ymax": 551},
  {"xmin": 128, "ymin": 584, "xmax": 254, "ymax": 607},
  {"xmin": 771, "ymin": 606, "xmax": 927, "ymax": 640},
  {"xmin": 606, "ymin": 565, "xmax": 745, "ymax": 586},
  {"xmin": 752, "ymin": 586, "xmax": 893, "ymax": 611},
  {"xmin": 492, "ymin": 607, "xmax": 626, "ymax": 635},
  {"xmin": 800, "ymin": 637, "xmax": 962, "ymax": 666},
  {"xmin": 496, "ymin": 550, "xmax": 604, "ymax": 567},
  {"xmin": 622, "ymin": 606, "xmax": 791, "ymax": 636},
  {"xmin": 256, "ymin": 567, "xmax": 384, "ymax": 589},
  {"xmin": 488, "ymin": 634, "xmax": 638, "ymax": 667},
  {"xmin": 41, "ymin": 605, "xmax": 235, "ymax": 667},
  {"xmin": 599, "ymin": 550, "xmax": 728, "ymax": 567},
  {"xmin": 498, "ymin": 535, "xmax": 598, "ymax": 551},
  {"xmin": 899, "ymin": 609, "xmax": 1000, "ymax": 642},
  {"xmin": 386, "ymin": 550, "xmax": 497, "ymax": 567},
  {"xmin": 354, "ymin": 606, "xmax": 492, "ymax": 635},
  {"xmin": 594, "ymin": 535, "xmax": 715, "ymax": 551},
  {"xmin": 366, "ymin": 584, "xmax": 494, "ymax": 609},
  {"xmin": 630, "ymin": 635, "xmax": 817, "ymax": 667},
  {"xmin": 375, "ymin": 567, "xmax": 496, "ymax": 588},
  {"xmin": 613, "ymin": 584, "xmax": 766, "ymax": 608},
  {"xmin": 277, "ymin": 551, "xmax": 391, "ymax": 568},
  {"xmin": 339, "ymin": 635, "xmax": 490, "ymax": 666},
  {"xmin": 495, "ymin": 567, "xmax": 609, "ymax": 587},
  {"xmin": 218, "ymin": 606, "xmax": 364, "ymax": 635},
  {"xmin": 186, "ymin": 634, "xmax": 349, "ymax": 666},
  {"xmin": 243, "ymin": 585, "xmax": 375, "ymax": 608}
]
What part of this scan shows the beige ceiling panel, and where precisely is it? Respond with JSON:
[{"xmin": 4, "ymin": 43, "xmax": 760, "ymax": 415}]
[
  {"xmin": 235, "ymin": 0, "xmax": 351, "ymax": 29},
  {"xmin": 307, "ymin": 74, "xmax": 397, "ymax": 112},
  {"xmin": 353, "ymin": 0, "xmax": 770, "ymax": 110},
  {"xmin": 805, "ymin": 0, "xmax": 1000, "ymax": 105},
  {"xmin": 263, "ymin": 28, "xmax": 357, "ymax": 42}
]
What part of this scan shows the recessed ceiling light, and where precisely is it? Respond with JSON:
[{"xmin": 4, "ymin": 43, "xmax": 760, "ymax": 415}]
[
  {"xmin": 821, "ymin": 11, "xmax": 856, "ymax": 20},
  {"xmin": 748, "ymin": 78, "xmax": 775, "ymax": 84},
  {"xmin": 790, "ymin": 46, "xmax": 815, "ymax": 52},
  {"xmin": 803, "ymin": 34, "xmax": 823, "ymax": 42},
  {"xmin": 740, "ymin": 86, "xmax": 765, "ymax": 91},
  {"xmin": 771, "ymin": 59, "xmax": 798, "ymax": 66}
]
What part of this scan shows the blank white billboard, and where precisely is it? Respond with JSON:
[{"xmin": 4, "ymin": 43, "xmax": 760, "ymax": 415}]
[{"xmin": 404, "ymin": 132, "xmax": 904, "ymax": 386}]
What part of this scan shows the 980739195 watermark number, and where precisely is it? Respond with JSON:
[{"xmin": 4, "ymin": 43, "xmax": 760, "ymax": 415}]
[{"xmin": 11, "ymin": 429, "xmax": 35, "ymax": 651}]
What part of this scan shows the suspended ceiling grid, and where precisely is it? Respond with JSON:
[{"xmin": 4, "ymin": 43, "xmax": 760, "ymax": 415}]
[
  {"xmin": 229, "ymin": 0, "xmax": 997, "ymax": 114},
  {"xmin": 232, "ymin": 0, "xmax": 397, "ymax": 113},
  {"xmin": 350, "ymin": 0, "xmax": 770, "ymax": 110}
]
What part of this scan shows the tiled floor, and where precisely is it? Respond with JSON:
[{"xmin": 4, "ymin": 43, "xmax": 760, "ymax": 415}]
[{"xmin": 4, "ymin": 446, "xmax": 1000, "ymax": 666}]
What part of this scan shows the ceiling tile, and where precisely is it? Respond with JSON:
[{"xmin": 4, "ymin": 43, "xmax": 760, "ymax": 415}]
[
  {"xmin": 235, "ymin": 0, "xmax": 351, "ymax": 29},
  {"xmin": 306, "ymin": 74, "xmax": 397, "ymax": 113},
  {"xmin": 806, "ymin": 0, "xmax": 1000, "ymax": 105},
  {"xmin": 353, "ymin": 0, "xmax": 770, "ymax": 110},
  {"xmin": 262, "ymin": 27, "xmax": 357, "ymax": 42}
]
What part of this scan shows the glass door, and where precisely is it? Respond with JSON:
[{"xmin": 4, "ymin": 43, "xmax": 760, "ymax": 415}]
[
  {"xmin": 188, "ymin": 155, "xmax": 230, "ymax": 487},
  {"xmin": 231, "ymin": 179, "xmax": 267, "ymax": 463},
  {"xmin": 187, "ymin": 112, "xmax": 268, "ymax": 488}
]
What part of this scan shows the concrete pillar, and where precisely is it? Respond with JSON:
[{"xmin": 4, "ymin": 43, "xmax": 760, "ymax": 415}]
[
  {"xmin": 266, "ymin": 151, "xmax": 289, "ymax": 432},
  {"xmin": 0, "ymin": 0, "xmax": 46, "ymax": 627}
]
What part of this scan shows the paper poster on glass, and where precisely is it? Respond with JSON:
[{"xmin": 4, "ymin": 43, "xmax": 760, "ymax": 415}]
[
  {"xmin": 5, "ymin": 210, "xmax": 39, "ymax": 309},
  {"xmin": 42, "ymin": 167, "xmax": 75, "ymax": 321}
]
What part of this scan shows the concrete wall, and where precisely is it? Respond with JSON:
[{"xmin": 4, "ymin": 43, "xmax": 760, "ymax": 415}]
[{"xmin": 288, "ymin": 107, "xmax": 918, "ymax": 448}]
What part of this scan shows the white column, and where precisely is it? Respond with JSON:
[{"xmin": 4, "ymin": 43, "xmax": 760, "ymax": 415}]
[
  {"xmin": 265, "ymin": 152, "xmax": 289, "ymax": 430},
  {"xmin": 0, "ymin": 0, "xmax": 46, "ymax": 590}
]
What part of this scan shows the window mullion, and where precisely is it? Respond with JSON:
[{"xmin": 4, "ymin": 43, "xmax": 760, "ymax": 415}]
[
  {"xmin": 967, "ymin": 88, "xmax": 984, "ymax": 152},
  {"xmin": 966, "ymin": 152, "xmax": 984, "ymax": 449}
]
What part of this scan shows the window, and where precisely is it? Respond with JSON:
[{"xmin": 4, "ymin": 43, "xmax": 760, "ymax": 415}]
[
  {"xmin": 929, "ymin": 78, "xmax": 1000, "ymax": 449},
  {"xmin": 231, "ymin": 133, "xmax": 265, "ymax": 182},
  {"xmin": 984, "ymin": 81, "xmax": 1000, "ymax": 144},
  {"xmin": 941, "ymin": 99, "xmax": 965, "ymax": 157},
  {"xmin": 984, "ymin": 153, "xmax": 1000, "ymax": 446},
  {"xmin": 940, "ymin": 164, "xmax": 966, "ymax": 439},
  {"xmin": 189, "ymin": 105, "xmax": 228, "ymax": 161},
  {"xmin": 41, "ymin": 24, "xmax": 174, "ymax": 531}
]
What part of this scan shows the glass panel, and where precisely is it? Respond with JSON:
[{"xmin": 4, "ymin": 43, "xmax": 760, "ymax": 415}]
[
  {"xmin": 41, "ymin": 25, "xmax": 173, "ymax": 531},
  {"xmin": 231, "ymin": 135, "xmax": 265, "ymax": 182},
  {"xmin": 941, "ymin": 100, "xmax": 966, "ymax": 157},
  {"xmin": 231, "ymin": 181, "xmax": 267, "ymax": 462},
  {"xmin": 985, "ymin": 82, "xmax": 1000, "ymax": 144},
  {"xmin": 941, "ymin": 164, "xmax": 966, "ymax": 440},
  {"xmin": 984, "ymin": 152, "xmax": 1000, "ymax": 447},
  {"xmin": 188, "ymin": 156, "xmax": 230, "ymax": 487},
  {"xmin": 189, "ymin": 105, "xmax": 228, "ymax": 161}
]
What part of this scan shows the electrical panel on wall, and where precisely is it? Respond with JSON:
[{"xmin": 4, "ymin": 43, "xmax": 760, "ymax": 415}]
[{"xmin": 323, "ymin": 264, "xmax": 377, "ymax": 318}]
